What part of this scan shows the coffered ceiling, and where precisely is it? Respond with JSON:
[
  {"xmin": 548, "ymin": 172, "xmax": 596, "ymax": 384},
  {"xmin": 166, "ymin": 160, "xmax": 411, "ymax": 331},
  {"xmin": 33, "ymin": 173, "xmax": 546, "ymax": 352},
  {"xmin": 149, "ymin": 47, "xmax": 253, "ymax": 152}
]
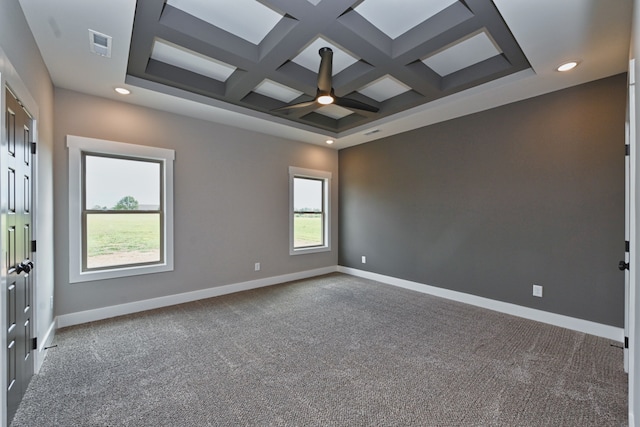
[
  {"xmin": 127, "ymin": 0, "xmax": 529, "ymax": 133},
  {"xmin": 17, "ymin": 0, "xmax": 633, "ymax": 148}
]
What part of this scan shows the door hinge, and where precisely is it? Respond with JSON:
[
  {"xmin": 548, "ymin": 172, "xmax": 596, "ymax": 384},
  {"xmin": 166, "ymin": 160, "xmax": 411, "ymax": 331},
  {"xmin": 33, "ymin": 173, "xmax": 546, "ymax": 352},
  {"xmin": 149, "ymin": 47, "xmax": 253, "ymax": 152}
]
[
  {"xmin": 626, "ymin": 240, "xmax": 630, "ymax": 252},
  {"xmin": 31, "ymin": 240, "xmax": 36, "ymax": 252},
  {"xmin": 31, "ymin": 142, "xmax": 36, "ymax": 155},
  {"xmin": 626, "ymin": 144, "xmax": 631, "ymax": 156},
  {"xmin": 626, "ymin": 336, "xmax": 629, "ymax": 349},
  {"xmin": 31, "ymin": 337, "xmax": 37, "ymax": 351}
]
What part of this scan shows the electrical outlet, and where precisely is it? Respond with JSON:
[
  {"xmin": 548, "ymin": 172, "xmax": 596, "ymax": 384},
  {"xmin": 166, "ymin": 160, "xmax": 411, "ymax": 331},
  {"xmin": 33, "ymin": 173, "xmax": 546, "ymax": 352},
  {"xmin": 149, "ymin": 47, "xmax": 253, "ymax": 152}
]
[
  {"xmin": 254, "ymin": 262, "xmax": 261, "ymax": 271},
  {"xmin": 532, "ymin": 284, "xmax": 543, "ymax": 298},
  {"xmin": 50, "ymin": 295, "xmax": 54, "ymax": 310},
  {"xmin": 361, "ymin": 256, "xmax": 366, "ymax": 264}
]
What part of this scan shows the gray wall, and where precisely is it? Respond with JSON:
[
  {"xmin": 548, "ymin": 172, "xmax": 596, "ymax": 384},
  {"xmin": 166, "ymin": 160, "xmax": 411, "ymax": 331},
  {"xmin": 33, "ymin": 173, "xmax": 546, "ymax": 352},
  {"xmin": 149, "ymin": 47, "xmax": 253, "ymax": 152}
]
[
  {"xmin": 339, "ymin": 74, "xmax": 626, "ymax": 327},
  {"xmin": 53, "ymin": 88, "xmax": 338, "ymax": 316},
  {"xmin": 0, "ymin": 0, "xmax": 56, "ymax": 360}
]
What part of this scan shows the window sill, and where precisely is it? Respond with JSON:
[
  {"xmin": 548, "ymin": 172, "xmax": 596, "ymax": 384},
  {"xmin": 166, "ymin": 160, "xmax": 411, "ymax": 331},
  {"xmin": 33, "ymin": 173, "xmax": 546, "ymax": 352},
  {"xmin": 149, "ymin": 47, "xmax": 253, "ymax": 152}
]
[
  {"xmin": 290, "ymin": 246, "xmax": 330, "ymax": 256},
  {"xmin": 70, "ymin": 262, "xmax": 173, "ymax": 283}
]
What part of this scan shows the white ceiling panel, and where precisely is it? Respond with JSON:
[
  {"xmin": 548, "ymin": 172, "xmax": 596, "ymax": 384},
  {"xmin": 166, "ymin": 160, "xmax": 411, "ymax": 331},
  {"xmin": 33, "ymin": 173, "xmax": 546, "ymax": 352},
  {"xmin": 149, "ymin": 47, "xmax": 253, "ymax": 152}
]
[
  {"xmin": 358, "ymin": 75, "xmax": 411, "ymax": 102},
  {"xmin": 254, "ymin": 80, "xmax": 304, "ymax": 102},
  {"xmin": 422, "ymin": 31, "xmax": 502, "ymax": 76},
  {"xmin": 355, "ymin": 0, "xmax": 458, "ymax": 39},
  {"xmin": 166, "ymin": 0, "xmax": 282, "ymax": 44},
  {"xmin": 151, "ymin": 39, "xmax": 236, "ymax": 81},
  {"xmin": 317, "ymin": 104, "xmax": 353, "ymax": 119},
  {"xmin": 292, "ymin": 37, "xmax": 358, "ymax": 75}
]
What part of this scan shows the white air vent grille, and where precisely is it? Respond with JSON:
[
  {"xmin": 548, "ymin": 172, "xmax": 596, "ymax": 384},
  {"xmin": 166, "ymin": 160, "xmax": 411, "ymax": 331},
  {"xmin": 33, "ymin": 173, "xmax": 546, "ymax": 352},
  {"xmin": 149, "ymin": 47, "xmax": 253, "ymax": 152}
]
[{"xmin": 89, "ymin": 29, "xmax": 112, "ymax": 58}]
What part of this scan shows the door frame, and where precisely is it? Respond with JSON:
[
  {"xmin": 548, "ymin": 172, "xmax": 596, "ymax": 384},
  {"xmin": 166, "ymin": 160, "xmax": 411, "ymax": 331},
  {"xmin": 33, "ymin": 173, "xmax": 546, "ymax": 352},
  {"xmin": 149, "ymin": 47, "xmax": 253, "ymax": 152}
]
[
  {"xmin": 0, "ymin": 45, "xmax": 39, "ymax": 427},
  {"xmin": 627, "ymin": 110, "xmax": 632, "ymax": 375},
  {"xmin": 628, "ymin": 57, "xmax": 637, "ymax": 427}
]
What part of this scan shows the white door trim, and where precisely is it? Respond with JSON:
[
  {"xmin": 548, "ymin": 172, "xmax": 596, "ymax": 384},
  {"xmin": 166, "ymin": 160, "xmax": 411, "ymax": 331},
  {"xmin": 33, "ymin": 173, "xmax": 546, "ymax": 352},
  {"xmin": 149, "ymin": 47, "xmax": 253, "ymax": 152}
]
[{"xmin": 629, "ymin": 55, "xmax": 638, "ymax": 427}]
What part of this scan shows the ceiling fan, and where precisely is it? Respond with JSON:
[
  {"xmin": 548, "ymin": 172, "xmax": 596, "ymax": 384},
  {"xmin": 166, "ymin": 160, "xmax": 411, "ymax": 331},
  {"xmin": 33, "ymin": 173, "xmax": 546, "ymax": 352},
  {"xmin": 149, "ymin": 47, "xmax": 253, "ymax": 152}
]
[{"xmin": 275, "ymin": 47, "xmax": 379, "ymax": 114}]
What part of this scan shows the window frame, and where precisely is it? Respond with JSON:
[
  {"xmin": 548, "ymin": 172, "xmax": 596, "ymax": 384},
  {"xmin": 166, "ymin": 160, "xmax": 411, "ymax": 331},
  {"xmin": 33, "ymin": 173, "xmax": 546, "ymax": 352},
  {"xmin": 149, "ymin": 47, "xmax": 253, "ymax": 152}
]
[
  {"xmin": 81, "ymin": 152, "xmax": 164, "ymax": 272},
  {"xmin": 67, "ymin": 135, "xmax": 175, "ymax": 283},
  {"xmin": 289, "ymin": 166, "xmax": 331, "ymax": 255}
]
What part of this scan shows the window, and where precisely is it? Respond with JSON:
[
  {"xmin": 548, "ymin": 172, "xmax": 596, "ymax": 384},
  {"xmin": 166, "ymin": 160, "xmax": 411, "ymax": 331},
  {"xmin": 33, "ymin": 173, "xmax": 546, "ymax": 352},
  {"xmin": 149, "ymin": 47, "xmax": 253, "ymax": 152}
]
[
  {"xmin": 67, "ymin": 135, "xmax": 174, "ymax": 283},
  {"xmin": 289, "ymin": 167, "xmax": 331, "ymax": 255}
]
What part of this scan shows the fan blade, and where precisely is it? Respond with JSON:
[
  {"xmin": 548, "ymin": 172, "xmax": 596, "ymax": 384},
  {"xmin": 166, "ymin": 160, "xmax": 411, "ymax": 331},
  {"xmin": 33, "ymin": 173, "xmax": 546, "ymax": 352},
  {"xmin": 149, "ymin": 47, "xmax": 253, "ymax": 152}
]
[
  {"xmin": 273, "ymin": 100, "xmax": 317, "ymax": 112},
  {"xmin": 334, "ymin": 96, "xmax": 379, "ymax": 113},
  {"xmin": 317, "ymin": 47, "xmax": 333, "ymax": 94}
]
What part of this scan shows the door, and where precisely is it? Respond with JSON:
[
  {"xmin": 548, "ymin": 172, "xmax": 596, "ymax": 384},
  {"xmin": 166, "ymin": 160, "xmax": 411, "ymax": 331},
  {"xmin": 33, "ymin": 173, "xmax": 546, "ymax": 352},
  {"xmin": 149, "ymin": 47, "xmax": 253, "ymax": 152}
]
[{"xmin": 4, "ymin": 87, "xmax": 34, "ymax": 424}]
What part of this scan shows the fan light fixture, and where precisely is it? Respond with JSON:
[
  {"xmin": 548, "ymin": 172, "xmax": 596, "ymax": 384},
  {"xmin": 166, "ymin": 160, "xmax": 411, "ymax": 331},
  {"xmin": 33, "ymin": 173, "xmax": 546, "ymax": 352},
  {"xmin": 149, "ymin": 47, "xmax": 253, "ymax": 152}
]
[
  {"xmin": 274, "ymin": 48, "xmax": 379, "ymax": 114},
  {"xmin": 318, "ymin": 95, "xmax": 334, "ymax": 105}
]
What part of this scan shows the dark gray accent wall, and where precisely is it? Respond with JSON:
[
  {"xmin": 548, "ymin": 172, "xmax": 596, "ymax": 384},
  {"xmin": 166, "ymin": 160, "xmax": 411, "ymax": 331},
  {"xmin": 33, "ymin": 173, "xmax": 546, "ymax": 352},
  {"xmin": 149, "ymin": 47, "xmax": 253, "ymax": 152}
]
[{"xmin": 339, "ymin": 74, "xmax": 626, "ymax": 327}]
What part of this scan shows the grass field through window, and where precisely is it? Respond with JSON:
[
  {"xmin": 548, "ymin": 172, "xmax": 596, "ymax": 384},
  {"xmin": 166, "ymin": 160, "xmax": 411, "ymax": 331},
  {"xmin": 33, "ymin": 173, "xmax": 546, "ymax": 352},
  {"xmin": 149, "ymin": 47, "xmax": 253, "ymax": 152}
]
[
  {"xmin": 86, "ymin": 213, "xmax": 161, "ymax": 269},
  {"xmin": 294, "ymin": 214, "xmax": 323, "ymax": 248},
  {"xmin": 86, "ymin": 213, "xmax": 324, "ymax": 269}
]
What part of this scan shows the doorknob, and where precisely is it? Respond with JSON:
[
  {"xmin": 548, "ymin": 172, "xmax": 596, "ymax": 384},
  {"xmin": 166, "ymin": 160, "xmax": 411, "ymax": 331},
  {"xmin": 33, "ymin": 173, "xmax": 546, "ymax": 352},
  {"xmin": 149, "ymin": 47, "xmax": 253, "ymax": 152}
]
[
  {"xmin": 15, "ymin": 259, "xmax": 33, "ymax": 275},
  {"xmin": 619, "ymin": 260, "xmax": 630, "ymax": 271},
  {"xmin": 15, "ymin": 263, "xmax": 29, "ymax": 275}
]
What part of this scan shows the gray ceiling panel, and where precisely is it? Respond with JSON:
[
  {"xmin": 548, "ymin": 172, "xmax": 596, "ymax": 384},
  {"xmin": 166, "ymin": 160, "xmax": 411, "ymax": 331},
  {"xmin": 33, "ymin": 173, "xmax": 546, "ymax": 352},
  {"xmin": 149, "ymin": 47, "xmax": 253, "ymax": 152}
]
[{"xmin": 127, "ymin": 0, "xmax": 530, "ymax": 133}]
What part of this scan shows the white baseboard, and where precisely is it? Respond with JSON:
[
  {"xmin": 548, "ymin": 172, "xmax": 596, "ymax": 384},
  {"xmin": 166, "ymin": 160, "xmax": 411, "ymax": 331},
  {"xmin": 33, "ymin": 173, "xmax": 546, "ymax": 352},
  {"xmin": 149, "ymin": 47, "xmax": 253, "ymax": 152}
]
[
  {"xmin": 35, "ymin": 319, "xmax": 56, "ymax": 373},
  {"xmin": 338, "ymin": 266, "xmax": 624, "ymax": 342},
  {"xmin": 57, "ymin": 266, "xmax": 338, "ymax": 328},
  {"xmin": 55, "ymin": 265, "xmax": 623, "ymax": 343}
]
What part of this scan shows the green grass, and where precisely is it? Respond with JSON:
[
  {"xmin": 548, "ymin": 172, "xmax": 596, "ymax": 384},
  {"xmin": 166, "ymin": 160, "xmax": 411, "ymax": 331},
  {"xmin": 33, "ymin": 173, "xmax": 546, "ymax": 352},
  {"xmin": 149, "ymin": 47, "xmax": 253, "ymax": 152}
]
[
  {"xmin": 86, "ymin": 213, "xmax": 160, "ymax": 257},
  {"xmin": 86, "ymin": 213, "xmax": 323, "ymax": 259},
  {"xmin": 294, "ymin": 214, "xmax": 323, "ymax": 247}
]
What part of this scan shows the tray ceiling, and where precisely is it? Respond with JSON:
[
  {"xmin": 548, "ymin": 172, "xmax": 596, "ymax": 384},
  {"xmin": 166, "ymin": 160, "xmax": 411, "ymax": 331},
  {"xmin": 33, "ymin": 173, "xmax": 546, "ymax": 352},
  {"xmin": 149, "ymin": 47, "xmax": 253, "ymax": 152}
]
[{"xmin": 127, "ymin": 0, "xmax": 530, "ymax": 133}]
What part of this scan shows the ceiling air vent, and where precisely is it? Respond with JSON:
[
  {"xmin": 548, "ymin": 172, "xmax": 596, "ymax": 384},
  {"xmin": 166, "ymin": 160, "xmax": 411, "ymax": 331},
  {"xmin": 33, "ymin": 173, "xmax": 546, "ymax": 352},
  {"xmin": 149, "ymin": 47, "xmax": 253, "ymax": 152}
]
[
  {"xmin": 363, "ymin": 129, "xmax": 380, "ymax": 136},
  {"xmin": 89, "ymin": 29, "xmax": 112, "ymax": 58}
]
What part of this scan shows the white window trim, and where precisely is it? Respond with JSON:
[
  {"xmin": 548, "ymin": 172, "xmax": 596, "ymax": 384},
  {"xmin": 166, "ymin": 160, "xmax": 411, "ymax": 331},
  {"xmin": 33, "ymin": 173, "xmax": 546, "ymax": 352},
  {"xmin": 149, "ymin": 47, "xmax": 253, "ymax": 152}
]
[
  {"xmin": 289, "ymin": 166, "xmax": 331, "ymax": 255},
  {"xmin": 67, "ymin": 135, "xmax": 175, "ymax": 283}
]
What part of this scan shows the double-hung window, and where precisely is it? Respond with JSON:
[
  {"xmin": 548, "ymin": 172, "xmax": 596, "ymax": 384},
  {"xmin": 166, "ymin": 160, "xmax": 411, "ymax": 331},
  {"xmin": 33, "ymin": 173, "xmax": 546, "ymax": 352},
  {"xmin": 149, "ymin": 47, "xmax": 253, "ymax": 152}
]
[
  {"xmin": 289, "ymin": 167, "xmax": 331, "ymax": 255},
  {"xmin": 67, "ymin": 135, "xmax": 174, "ymax": 283}
]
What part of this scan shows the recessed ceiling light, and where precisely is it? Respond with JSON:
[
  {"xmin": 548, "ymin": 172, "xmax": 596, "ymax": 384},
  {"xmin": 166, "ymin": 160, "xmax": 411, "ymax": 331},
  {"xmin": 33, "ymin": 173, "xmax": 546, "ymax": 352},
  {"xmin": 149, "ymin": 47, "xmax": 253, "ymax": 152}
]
[
  {"xmin": 557, "ymin": 61, "xmax": 578, "ymax": 72},
  {"xmin": 325, "ymin": 139, "xmax": 334, "ymax": 145},
  {"xmin": 114, "ymin": 87, "xmax": 130, "ymax": 95}
]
